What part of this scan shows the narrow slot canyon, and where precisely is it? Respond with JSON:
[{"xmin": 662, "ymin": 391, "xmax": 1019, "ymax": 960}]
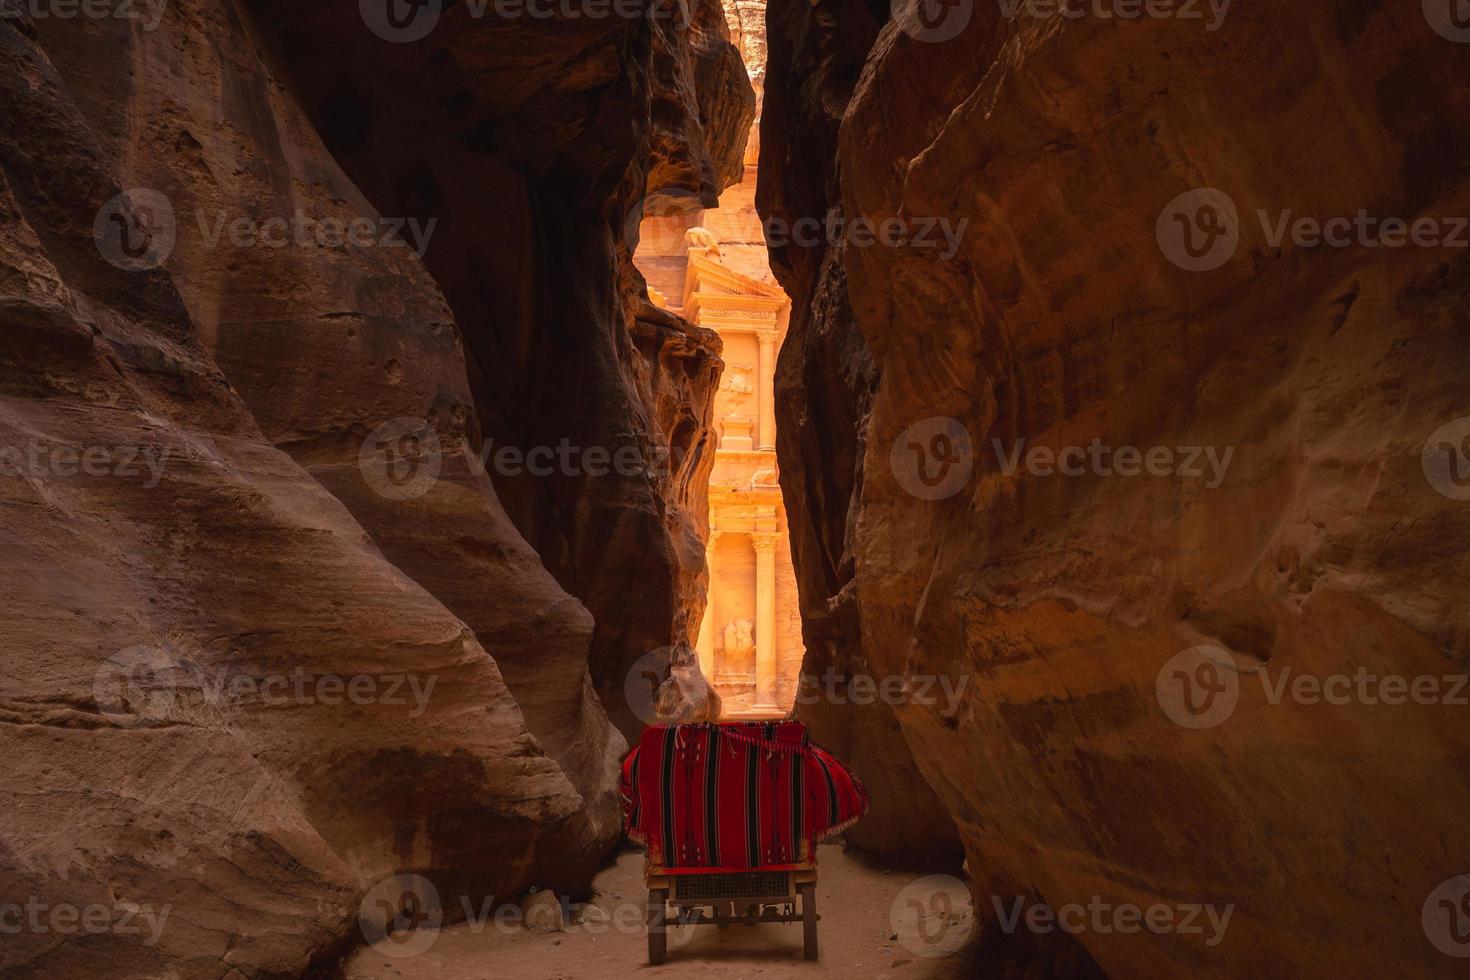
[{"xmin": 1, "ymin": 2, "xmax": 1467, "ymax": 979}]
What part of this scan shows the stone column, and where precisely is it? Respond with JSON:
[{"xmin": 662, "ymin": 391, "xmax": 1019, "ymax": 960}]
[
  {"xmin": 752, "ymin": 532, "xmax": 779, "ymax": 708},
  {"xmin": 697, "ymin": 530, "xmax": 720, "ymax": 681},
  {"xmin": 756, "ymin": 331, "xmax": 777, "ymax": 451}
]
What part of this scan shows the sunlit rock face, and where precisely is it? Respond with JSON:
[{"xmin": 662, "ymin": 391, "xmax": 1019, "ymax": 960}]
[
  {"xmin": 764, "ymin": 1, "xmax": 1470, "ymax": 976},
  {"xmin": 248, "ymin": 0, "xmax": 753, "ymax": 740},
  {"xmin": 636, "ymin": 0, "xmax": 808, "ymax": 718}
]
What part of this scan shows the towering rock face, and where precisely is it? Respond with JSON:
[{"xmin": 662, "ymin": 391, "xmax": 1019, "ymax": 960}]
[
  {"xmin": 0, "ymin": 0, "xmax": 749, "ymax": 976},
  {"xmin": 250, "ymin": 0, "xmax": 752, "ymax": 738},
  {"xmin": 648, "ymin": 0, "xmax": 758, "ymax": 203},
  {"xmin": 0, "ymin": 13, "xmax": 584, "ymax": 979},
  {"xmin": 765, "ymin": 1, "xmax": 1470, "ymax": 975},
  {"xmin": 760, "ymin": 0, "xmax": 963, "ymax": 863}
]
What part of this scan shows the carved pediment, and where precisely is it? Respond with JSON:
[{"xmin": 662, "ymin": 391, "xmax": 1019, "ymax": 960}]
[{"xmin": 683, "ymin": 251, "xmax": 790, "ymax": 312}]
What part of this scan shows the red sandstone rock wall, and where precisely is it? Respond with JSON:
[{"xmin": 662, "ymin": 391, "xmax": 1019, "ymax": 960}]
[
  {"xmin": 0, "ymin": 0, "xmax": 749, "ymax": 975},
  {"xmin": 764, "ymin": 0, "xmax": 1470, "ymax": 974},
  {"xmin": 760, "ymin": 0, "xmax": 964, "ymax": 864},
  {"xmin": 249, "ymin": 0, "xmax": 751, "ymax": 739}
]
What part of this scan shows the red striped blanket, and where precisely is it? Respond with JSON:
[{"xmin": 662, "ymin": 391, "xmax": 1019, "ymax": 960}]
[{"xmin": 620, "ymin": 721, "xmax": 869, "ymax": 872}]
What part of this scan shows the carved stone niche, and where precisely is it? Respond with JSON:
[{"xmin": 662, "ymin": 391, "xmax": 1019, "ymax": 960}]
[
  {"xmin": 723, "ymin": 619, "xmax": 755, "ymax": 658},
  {"xmin": 720, "ymin": 415, "xmax": 755, "ymax": 450}
]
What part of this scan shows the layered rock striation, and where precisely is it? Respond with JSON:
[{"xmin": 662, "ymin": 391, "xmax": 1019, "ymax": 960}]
[
  {"xmin": 250, "ymin": 0, "xmax": 752, "ymax": 739},
  {"xmin": 760, "ymin": 0, "xmax": 963, "ymax": 864},
  {"xmin": 0, "ymin": 0, "xmax": 750, "ymax": 975},
  {"xmin": 764, "ymin": 0, "xmax": 1470, "ymax": 974}
]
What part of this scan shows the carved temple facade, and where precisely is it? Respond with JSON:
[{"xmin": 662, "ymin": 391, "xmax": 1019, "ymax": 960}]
[
  {"xmin": 685, "ymin": 248, "xmax": 800, "ymax": 715},
  {"xmin": 634, "ymin": 0, "xmax": 804, "ymax": 715}
]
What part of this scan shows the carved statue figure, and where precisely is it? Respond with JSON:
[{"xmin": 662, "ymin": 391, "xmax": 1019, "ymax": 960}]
[
  {"xmin": 684, "ymin": 226, "xmax": 722, "ymax": 258},
  {"xmin": 723, "ymin": 619, "xmax": 755, "ymax": 658}
]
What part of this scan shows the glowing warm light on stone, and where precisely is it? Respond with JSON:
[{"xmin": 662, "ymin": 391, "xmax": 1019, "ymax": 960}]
[{"xmin": 634, "ymin": 0, "xmax": 804, "ymax": 716}]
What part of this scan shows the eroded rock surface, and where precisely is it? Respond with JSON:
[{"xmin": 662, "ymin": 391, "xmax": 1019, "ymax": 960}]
[
  {"xmin": 24, "ymin": 0, "xmax": 631, "ymax": 895},
  {"xmin": 760, "ymin": 0, "xmax": 962, "ymax": 864},
  {"xmin": 0, "ymin": 14, "xmax": 584, "ymax": 978},
  {"xmin": 764, "ymin": 1, "xmax": 1470, "ymax": 975},
  {"xmin": 0, "ymin": 0, "xmax": 750, "ymax": 974},
  {"xmin": 250, "ymin": 0, "xmax": 751, "ymax": 739}
]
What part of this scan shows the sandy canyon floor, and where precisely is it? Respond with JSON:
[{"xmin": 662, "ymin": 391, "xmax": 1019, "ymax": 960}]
[{"xmin": 342, "ymin": 845, "xmax": 998, "ymax": 980}]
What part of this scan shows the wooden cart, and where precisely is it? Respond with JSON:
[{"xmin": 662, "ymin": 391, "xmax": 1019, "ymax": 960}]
[
  {"xmin": 622, "ymin": 721, "xmax": 867, "ymax": 967},
  {"xmin": 645, "ymin": 862, "xmax": 819, "ymax": 964}
]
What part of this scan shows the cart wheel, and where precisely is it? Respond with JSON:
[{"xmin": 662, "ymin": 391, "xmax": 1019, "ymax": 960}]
[
  {"xmin": 647, "ymin": 888, "xmax": 669, "ymax": 965},
  {"xmin": 798, "ymin": 882, "xmax": 818, "ymax": 961}
]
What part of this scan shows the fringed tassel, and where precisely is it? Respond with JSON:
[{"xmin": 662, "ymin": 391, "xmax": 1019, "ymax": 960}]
[
  {"xmin": 718, "ymin": 726, "xmax": 808, "ymax": 755},
  {"xmin": 815, "ymin": 813, "xmax": 866, "ymax": 840}
]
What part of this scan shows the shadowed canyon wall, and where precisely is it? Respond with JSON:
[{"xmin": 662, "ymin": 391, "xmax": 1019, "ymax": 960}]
[
  {"xmin": 763, "ymin": 0, "xmax": 1470, "ymax": 975},
  {"xmin": 0, "ymin": 0, "xmax": 749, "ymax": 975},
  {"xmin": 249, "ymin": 0, "xmax": 753, "ymax": 739},
  {"xmin": 759, "ymin": 0, "xmax": 963, "ymax": 865}
]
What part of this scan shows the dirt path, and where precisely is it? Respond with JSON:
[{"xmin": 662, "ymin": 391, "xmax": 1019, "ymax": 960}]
[{"xmin": 343, "ymin": 844, "xmax": 995, "ymax": 980}]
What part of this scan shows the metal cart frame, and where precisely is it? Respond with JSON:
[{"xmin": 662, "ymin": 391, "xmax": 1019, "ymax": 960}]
[{"xmin": 645, "ymin": 863, "xmax": 819, "ymax": 964}]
